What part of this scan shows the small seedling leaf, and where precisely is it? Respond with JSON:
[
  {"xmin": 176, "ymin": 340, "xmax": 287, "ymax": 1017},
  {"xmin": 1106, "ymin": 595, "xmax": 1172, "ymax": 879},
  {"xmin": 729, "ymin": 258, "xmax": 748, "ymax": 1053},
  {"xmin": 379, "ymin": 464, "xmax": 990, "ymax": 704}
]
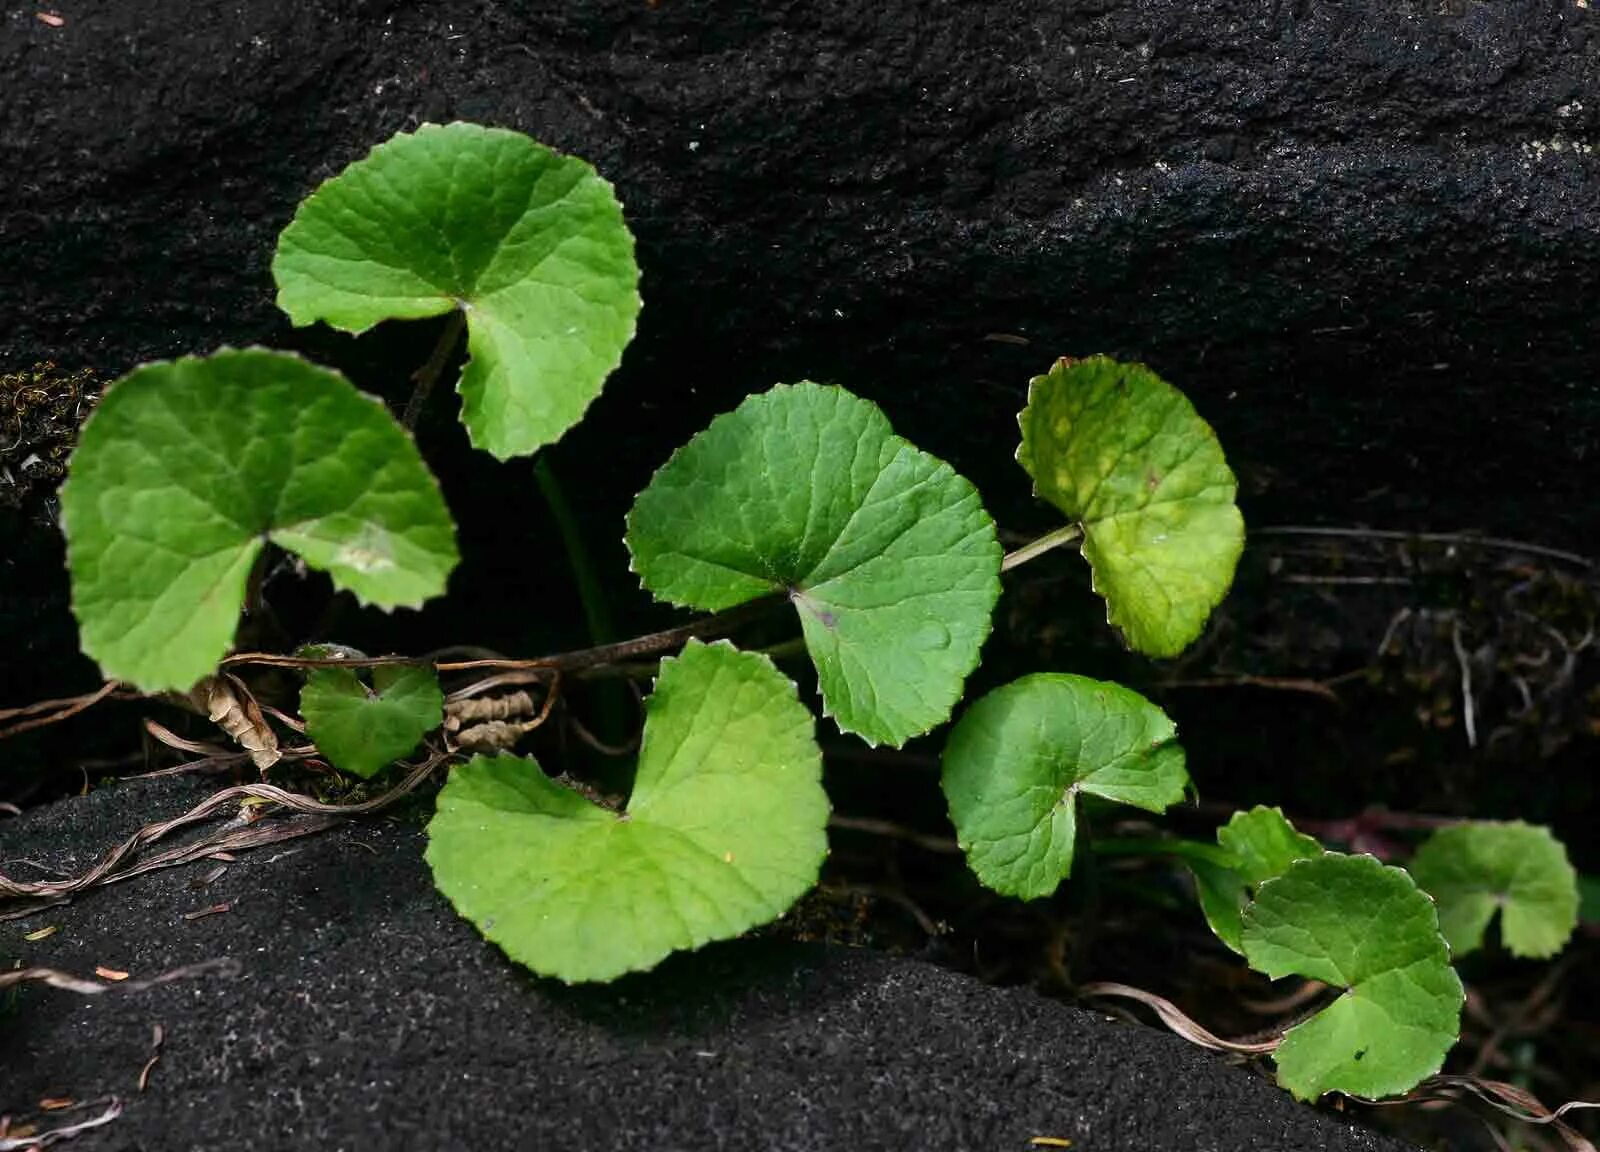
[
  {"xmin": 1242, "ymin": 853, "xmax": 1464, "ymax": 1100},
  {"xmin": 1186, "ymin": 808, "xmax": 1321, "ymax": 954},
  {"xmin": 302, "ymin": 664, "xmax": 443, "ymax": 779},
  {"xmin": 626, "ymin": 383, "xmax": 1002, "ymax": 747},
  {"xmin": 1186, "ymin": 847, "xmax": 1251, "ymax": 955},
  {"xmin": 1219, "ymin": 806, "xmax": 1324, "ymax": 887},
  {"xmin": 1017, "ymin": 356, "xmax": 1243, "ymax": 657},
  {"xmin": 1407, "ymin": 821, "xmax": 1578, "ymax": 960},
  {"xmin": 1190, "ymin": 806, "xmax": 1323, "ymax": 954},
  {"xmin": 273, "ymin": 122, "xmax": 641, "ymax": 459},
  {"xmin": 60, "ymin": 349, "xmax": 458, "ymax": 692},
  {"xmin": 425, "ymin": 640, "xmax": 828, "ymax": 983},
  {"xmin": 941, "ymin": 674, "xmax": 1188, "ymax": 900}
]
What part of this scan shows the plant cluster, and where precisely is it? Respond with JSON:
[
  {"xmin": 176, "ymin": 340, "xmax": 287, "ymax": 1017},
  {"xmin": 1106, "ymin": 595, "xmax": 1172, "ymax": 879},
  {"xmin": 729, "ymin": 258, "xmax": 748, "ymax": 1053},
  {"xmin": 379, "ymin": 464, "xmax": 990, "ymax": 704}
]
[{"xmin": 27, "ymin": 123, "xmax": 1582, "ymax": 1105}]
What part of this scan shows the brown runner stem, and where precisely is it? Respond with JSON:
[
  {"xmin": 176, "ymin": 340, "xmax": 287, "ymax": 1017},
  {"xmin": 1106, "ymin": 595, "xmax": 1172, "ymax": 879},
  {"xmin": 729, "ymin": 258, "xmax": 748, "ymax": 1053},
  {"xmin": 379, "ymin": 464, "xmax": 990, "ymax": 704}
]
[{"xmin": 223, "ymin": 594, "xmax": 787, "ymax": 677}]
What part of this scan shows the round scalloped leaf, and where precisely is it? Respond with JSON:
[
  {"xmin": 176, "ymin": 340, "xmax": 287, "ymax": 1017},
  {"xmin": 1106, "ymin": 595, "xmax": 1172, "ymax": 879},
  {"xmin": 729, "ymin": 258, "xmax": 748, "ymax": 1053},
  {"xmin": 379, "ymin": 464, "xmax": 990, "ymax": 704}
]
[
  {"xmin": 1017, "ymin": 356, "xmax": 1243, "ymax": 657},
  {"xmin": 61, "ymin": 349, "xmax": 459, "ymax": 692},
  {"xmin": 273, "ymin": 122, "xmax": 641, "ymax": 460},
  {"xmin": 625, "ymin": 383, "xmax": 1002, "ymax": 748},
  {"xmin": 1242, "ymin": 853, "xmax": 1464, "ymax": 1101},
  {"xmin": 425, "ymin": 640, "xmax": 828, "ymax": 983},
  {"xmin": 1407, "ymin": 821, "xmax": 1578, "ymax": 960},
  {"xmin": 941, "ymin": 674, "xmax": 1188, "ymax": 900},
  {"xmin": 301, "ymin": 664, "xmax": 443, "ymax": 780}
]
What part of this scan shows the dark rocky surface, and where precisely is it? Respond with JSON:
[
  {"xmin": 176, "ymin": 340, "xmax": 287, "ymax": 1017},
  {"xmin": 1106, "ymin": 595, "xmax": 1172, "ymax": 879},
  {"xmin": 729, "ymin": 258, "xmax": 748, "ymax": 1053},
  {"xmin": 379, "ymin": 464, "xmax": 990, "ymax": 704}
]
[
  {"xmin": 3, "ymin": 0, "xmax": 1599, "ymax": 711},
  {"xmin": 0, "ymin": 775, "xmax": 1419, "ymax": 1151}
]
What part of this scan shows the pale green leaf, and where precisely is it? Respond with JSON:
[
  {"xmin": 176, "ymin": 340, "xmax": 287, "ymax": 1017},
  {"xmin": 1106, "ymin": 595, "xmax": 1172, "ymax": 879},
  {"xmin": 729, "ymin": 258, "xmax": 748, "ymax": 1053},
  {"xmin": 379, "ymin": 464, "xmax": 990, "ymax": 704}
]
[
  {"xmin": 1408, "ymin": 821, "xmax": 1578, "ymax": 960},
  {"xmin": 60, "ymin": 348, "xmax": 458, "ymax": 692},
  {"xmin": 1017, "ymin": 356, "xmax": 1243, "ymax": 657},
  {"xmin": 273, "ymin": 122, "xmax": 641, "ymax": 459},
  {"xmin": 425, "ymin": 640, "xmax": 828, "ymax": 983},
  {"xmin": 1243, "ymin": 853, "xmax": 1464, "ymax": 1100},
  {"xmin": 302, "ymin": 663, "xmax": 443, "ymax": 779},
  {"xmin": 941, "ymin": 674, "xmax": 1188, "ymax": 900},
  {"xmin": 626, "ymin": 383, "xmax": 1002, "ymax": 747}
]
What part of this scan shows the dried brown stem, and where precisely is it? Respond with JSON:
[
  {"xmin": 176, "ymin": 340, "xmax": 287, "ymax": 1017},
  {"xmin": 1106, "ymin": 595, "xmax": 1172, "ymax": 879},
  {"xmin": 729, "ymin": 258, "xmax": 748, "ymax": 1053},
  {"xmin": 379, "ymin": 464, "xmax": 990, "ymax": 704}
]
[
  {"xmin": 0, "ymin": 681, "xmax": 121, "ymax": 740},
  {"xmin": 0, "ymin": 754, "xmax": 446, "ymax": 910},
  {"xmin": 0, "ymin": 956, "xmax": 240, "ymax": 997},
  {"xmin": 1155, "ymin": 673, "xmax": 1345, "ymax": 704},
  {"xmin": 1079, "ymin": 981, "xmax": 1282, "ymax": 1055},
  {"xmin": 225, "ymin": 593, "xmax": 786, "ymax": 679},
  {"xmin": 1253, "ymin": 525, "xmax": 1595, "ymax": 571}
]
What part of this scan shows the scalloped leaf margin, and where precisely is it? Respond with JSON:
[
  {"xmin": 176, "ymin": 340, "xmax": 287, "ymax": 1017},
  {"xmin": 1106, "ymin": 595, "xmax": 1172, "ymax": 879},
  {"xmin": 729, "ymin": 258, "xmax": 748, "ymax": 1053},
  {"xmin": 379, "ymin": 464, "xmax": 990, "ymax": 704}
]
[
  {"xmin": 273, "ymin": 121, "xmax": 641, "ymax": 460},
  {"xmin": 941, "ymin": 674, "xmax": 1189, "ymax": 900},
  {"xmin": 626, "ymin": 382, "xmax": 1002, "ymax": 748},
  {"xmin": 60, "ymin": 348, "xmax": 458, "ymax": 691},
  {"xmin": 1017, "ymin": 355, "xmax": 1243, "ymax": 657},
  {"xmin": 425, "ymin": 639, "xmax": 829, "ymax": 983},
  {"xmin": 1242, "ymin": 853, "xmax": 1464, "ymax": 1101}
]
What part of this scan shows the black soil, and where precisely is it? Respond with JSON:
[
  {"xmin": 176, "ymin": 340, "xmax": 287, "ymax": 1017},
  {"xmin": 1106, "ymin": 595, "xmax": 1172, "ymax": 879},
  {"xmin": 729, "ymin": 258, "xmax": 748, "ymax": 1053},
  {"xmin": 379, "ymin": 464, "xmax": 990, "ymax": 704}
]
[{"xmin": 0, "ymin": 776, "xmax": 1416, "ymax": 1152}]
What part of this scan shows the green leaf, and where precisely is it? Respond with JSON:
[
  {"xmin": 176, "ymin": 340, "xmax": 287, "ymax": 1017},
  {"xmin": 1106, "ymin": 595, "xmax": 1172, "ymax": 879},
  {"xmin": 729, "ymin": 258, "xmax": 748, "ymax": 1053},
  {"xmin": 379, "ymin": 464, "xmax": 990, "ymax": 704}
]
[
  {"xmin": 1219, "ymin": 806, "xmax": 1323, "ymax": 887},
  {"xmin": 941, "ymin": 674, "xmax": 1188, "ymax": 900},
  {"xmin": 1407, "ymin": 822, "xmax": 1578, "ymax": 960},
  {"xmin": 1242, "ymin": 853, "xmax": 1464, "ymax": 1100},
  {"xmin": 60, "ymin": 348, "xmax": 459, "ymax": 692},
  {"xmin": 301, "ymin": 663, "xmax": 443, "ymax": 779},
  {"xmin": 273, "ymin": 122, "xmax": 641, "ymax": 460},
  {"xmin": 1182, "ymin": 845, "xmax": 1252, "ymax": 955},
  {"xmin": 1189, "ymin": 806, "xmax": 1323, "ymax": 955},
  {"xmin": 425, "ymin": 640, "xmax": 828, "ymax": 983},
  {"xmin": 1017, "ymin": 356, "xmax": 1243, "ymax": 657},
  {"xmin": 626, "ymin": 383, "xmax": 1002, "ymax": 747}
]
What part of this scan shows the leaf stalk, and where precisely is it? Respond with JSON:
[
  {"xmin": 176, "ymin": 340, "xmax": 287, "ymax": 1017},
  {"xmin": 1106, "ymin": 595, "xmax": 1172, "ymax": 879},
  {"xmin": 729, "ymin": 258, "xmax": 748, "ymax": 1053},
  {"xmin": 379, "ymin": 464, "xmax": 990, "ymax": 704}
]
[
  {"xmin": 1002, "ymin": 524, "xmax": 1083, "ymax": 572},
  {"xmin": 402, "ymin": 308, "xmax": 468, "ymax": 430}
]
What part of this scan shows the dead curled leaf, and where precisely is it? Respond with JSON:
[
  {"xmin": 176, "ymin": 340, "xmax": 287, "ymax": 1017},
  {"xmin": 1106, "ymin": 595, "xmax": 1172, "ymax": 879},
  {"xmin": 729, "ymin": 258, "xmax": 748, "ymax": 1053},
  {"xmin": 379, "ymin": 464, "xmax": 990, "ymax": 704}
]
[
  {"xmin": 444, "ymin": 690, "xmax": 538, "ymax": 730},
  {"xmin": 192, "ymin": 675, "xmax": 280, "ymax": 770},
  {"xmin": 451, "ymin": 718, "xmax": 545, "ymax": 753},
  {"xmin": 1080, "ymin": 981, "xmax": 1282, "ymax": 1055},
  {"xmin": 445, "ymin": 687, "xmax": 557, "ymax": 752}
]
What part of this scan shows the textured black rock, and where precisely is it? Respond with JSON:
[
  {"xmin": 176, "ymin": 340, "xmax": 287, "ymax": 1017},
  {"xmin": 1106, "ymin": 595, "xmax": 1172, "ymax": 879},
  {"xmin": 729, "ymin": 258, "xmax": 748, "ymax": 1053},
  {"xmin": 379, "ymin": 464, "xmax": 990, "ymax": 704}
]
[
  {"xmin": 5, "ymin": 0, "xmax": 1599, "ymax": 528},
  {"xmin": 3, "ymin": 1, "xmax": 1599, "ymax": 714},
  {"xmin": 0, "ymin": 776, "xmax": 1418, "ymax": 1151}
]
